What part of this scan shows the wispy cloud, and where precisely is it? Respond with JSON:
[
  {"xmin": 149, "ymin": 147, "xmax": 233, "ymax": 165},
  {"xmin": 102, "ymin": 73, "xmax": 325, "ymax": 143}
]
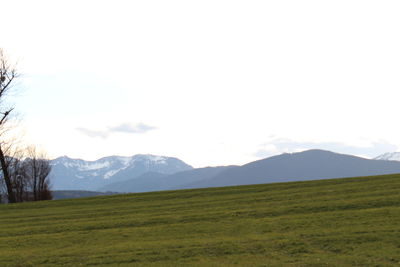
[
  {"xmin": 76, "ymin": 122, "xmax": 157, "ymax": 138},
  {"xmin": 254, "ymin": 139, "xmax": 398, "ymax": 159},
  {"xmin": 108, "ymin": 123, "xmax": 157, "ymax": 134}
]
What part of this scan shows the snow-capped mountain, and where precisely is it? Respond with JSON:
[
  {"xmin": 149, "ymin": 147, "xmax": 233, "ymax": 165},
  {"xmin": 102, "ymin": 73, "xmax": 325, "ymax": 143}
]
[
  {"xmin": 50, "ymin": 154, "xmax": 193, "ymax": 191},
  {"xmin": 374, "ymin": 152, "xmax": 400, "ymax": 161}
]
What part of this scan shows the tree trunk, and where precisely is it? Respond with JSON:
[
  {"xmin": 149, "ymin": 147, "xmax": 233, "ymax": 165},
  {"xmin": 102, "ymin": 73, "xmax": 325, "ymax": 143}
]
[
  {"xmin": 33, "ymin": 160, "xmax": 37, "ymax": 201},
  {"xmin": 0, "ymin": 144, "xmax": 16, "ymax": 203}
]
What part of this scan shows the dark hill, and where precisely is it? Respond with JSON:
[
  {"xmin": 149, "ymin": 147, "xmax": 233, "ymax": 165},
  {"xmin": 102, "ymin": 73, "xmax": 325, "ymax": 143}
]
[
  {"xmin": 187, "ymin": 149, "xmax": 400, "ymax": 188},
  {"xmin": 100, "ymin": 166, "xmax": 235, "ymax": 192}
]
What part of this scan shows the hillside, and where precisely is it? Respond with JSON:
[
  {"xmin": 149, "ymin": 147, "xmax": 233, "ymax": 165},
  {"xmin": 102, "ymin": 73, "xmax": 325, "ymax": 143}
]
[
  {"xmin": 101, "ymin": 166, "xmax": 235, "ymax": 193},
  {"xmin": 1, "ymin": 174, "xmax": 399, "ymax": 266},
  {"xmin": 52, "ymin": 190, "xmax": 119, "ymax": 200},
  {"xmin": 188, "ymin": 149, "xmax": 400, "ymax": 188}
]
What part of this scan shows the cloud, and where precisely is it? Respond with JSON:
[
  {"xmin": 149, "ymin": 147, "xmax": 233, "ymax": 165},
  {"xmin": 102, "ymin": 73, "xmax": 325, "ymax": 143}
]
[
  {"xmin": 108, "ymin": 123, "xmax": 157, "ymax": 134},
  {"xmin": 254, "ymin": 139, "xmax": 398, "ymax": 159},
  {"xmin": 76, "ymin": 122, "xmax": 157, "ymax": 138}
]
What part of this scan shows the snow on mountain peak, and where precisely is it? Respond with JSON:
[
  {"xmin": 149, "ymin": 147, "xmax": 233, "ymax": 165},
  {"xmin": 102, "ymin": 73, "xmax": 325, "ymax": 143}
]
[
  {"xmin": 374, "ymin": 152, "xmax": 400, "ymax": 161},
  {"xmin": 131, "ymin": 154, "xmax": 167, "ymax": 164},
  {"xmin": 50, "ymin": 154, "xmax": 193, "ymax": 190}
]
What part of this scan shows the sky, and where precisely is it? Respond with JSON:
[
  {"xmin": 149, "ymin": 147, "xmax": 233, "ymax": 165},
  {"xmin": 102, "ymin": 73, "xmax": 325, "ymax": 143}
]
[{"xmin": 2, "ymin": 0, "xmax": 400, "ymax": 167}]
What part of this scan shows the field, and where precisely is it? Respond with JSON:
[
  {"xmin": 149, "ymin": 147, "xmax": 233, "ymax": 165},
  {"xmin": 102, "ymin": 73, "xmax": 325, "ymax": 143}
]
[{"xmin": 1, "ymin": 174, "xmax": 400, "ymax": 266}]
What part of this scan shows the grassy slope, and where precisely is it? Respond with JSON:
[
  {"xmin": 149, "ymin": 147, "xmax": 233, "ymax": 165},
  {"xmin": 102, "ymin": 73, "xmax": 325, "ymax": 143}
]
[{"xmin": 0, "ymin": 174, "xmax": 400, "ymax": 266}]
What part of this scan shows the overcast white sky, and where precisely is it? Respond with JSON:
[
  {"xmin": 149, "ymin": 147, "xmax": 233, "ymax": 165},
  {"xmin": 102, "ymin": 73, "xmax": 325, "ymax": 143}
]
[{"xmin": 2, "ymin": 0, "xmax": 400, "ymax": 167}]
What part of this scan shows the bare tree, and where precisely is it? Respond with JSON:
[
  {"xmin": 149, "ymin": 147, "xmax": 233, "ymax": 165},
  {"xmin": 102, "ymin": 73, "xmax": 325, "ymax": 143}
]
[
  {"xmin": 0, "ymin": 144, "xmax": 53, "ymax": 202},
  {"xmin": 24, "ymin": 146, "xmax": 52, "ymax": 201},
  {"xmin": 0, "ymin": 49, "xmax": 52, "ymax": 203},
  {"xmin": 0, "ymin": 170, "xmax": 6, "ymax": 203},
  {"xmin": 0, "ymin": 143, "xmax": 27, "ymax": 202},
  {"xmin": 0, "ymin": 48, "xmax": 18, "ymax": 203},
  {"xmin": 10, "ymin": 157, "xmax": 29, "ymax": 202}
]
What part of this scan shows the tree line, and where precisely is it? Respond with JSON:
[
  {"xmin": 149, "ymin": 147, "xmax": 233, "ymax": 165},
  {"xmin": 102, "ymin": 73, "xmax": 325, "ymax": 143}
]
[{"xmin": 0, "ymin": 49, "xmax": 52, "ymax": 203}]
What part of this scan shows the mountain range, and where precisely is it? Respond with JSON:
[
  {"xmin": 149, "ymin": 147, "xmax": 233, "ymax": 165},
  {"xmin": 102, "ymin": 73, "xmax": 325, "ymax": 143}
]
[
  {"xmin": 50, "ymin": 154, "xmax": 193, "ymax": 191},
  {"xmin": 49, "ymin": 150, "xmax": 400, "ymax": 194}
]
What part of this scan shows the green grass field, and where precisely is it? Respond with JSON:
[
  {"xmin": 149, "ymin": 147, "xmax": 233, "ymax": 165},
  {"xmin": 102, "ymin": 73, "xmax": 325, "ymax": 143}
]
[{"xmin": 1, "ymin": 174, "xmax": 400, "ymax": 266}]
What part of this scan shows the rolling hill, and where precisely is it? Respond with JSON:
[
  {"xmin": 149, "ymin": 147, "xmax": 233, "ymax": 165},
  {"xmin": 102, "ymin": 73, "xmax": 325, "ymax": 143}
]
[{"xmin": 1, "ymin": 174, "xmax": 399, "ymax": 266}]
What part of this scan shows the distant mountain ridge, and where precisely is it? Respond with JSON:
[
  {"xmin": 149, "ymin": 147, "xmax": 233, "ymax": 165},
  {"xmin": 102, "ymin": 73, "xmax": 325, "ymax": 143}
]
[
  {"xmin": 186, "ymin": 149, "xmax": 400, "ymax": 188},
  {"xmin": 99, "ymin": 149, "xmax": 400, "ymax": 193},
  {"xmin": 50, "ymin": 154, "xmax": 193, "ymax": 191},
  {"xmin": 100, "ymin": 166, "xmax": 236, "ymax": 193},
  {"xmin": 50, "ymin": 150, "xmax": 400, "ymax": 195}
]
